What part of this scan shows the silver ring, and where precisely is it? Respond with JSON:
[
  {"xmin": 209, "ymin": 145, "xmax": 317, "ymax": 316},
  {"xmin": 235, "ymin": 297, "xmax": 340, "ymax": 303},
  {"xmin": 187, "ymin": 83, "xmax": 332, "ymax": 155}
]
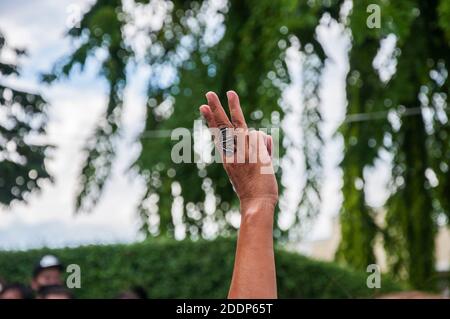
[{"xmin": 219, "ymin": 127, "xmax": 235, "ymax": 156}]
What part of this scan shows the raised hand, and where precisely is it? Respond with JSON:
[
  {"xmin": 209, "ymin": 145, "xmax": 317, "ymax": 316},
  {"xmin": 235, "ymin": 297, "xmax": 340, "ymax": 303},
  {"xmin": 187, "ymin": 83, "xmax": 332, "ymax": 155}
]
[
  {"xmin": 199, "ymin": 90, "xmax": 278, "ymax": 299},
  {"xmin": 199, "ymin": 91, "xmax": 278, "ymax": 206}
]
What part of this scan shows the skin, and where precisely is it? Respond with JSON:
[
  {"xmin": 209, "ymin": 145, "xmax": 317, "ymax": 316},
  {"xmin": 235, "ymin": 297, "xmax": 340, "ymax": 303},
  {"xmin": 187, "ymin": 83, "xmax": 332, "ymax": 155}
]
[
  {"xmin": 0, "ymin": 289, "xmax": 24, "ymax": 299},
  {"xmin": 40, "ymin": 293, "xmax": 71, "ymax": 299},
  {"xmin": 200, "ymin": 90, "xmax": 278, "ymax": 299},
  {"xmin": 31, "ymin": 268, "xmax": 63, "ymax": 291}
]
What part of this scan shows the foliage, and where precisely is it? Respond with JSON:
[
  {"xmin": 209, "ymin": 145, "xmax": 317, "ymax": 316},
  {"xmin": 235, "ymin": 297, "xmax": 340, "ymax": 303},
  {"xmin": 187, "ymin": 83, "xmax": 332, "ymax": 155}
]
[
  {"xmin": 0, "ymin": 31, "xmax": 50, "ymax": 206},
  {"xmin": 335, "ymin": 0, "xmax": 450, "ymax": 289},
  {"xmin": 0, "ymin": 238, "xmax": 401, "ymax": 298},
  {"xmin": 45, "ymin": 0, "xmax": 346, "ymax": 240},
  {"xmin": 8, "ymin": 0, "xmax": 447, "ymax": 290}
]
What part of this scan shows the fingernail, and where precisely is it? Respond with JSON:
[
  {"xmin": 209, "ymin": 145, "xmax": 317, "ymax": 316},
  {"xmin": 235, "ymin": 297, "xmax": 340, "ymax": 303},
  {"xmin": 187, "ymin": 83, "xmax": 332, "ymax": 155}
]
[{"xmin": 205, "ymin": 91, "xmax": 214, "ymax": 101}]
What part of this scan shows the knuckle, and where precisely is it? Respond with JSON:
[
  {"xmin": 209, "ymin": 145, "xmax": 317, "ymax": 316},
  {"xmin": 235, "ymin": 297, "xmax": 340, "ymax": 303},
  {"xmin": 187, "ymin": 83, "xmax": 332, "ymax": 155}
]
[{"xmin": 216, "ymin": 122, "xmax": 230, "ymax": 129}]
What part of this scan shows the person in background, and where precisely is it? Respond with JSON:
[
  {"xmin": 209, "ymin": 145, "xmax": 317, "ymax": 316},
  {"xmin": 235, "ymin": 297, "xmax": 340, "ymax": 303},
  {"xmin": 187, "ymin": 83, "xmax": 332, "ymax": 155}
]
[
  {"xmin": 0, "ymin": 277, "xmax": 5, "ymax": 294},
  {"xmin": 0, "ymin": 283, "xmax": 34, "ymax": 299},
  {"xmin": 116, "ymin": 286, "xmax": 148, "ymax": 299},
  {"xmin": 36, "ymin": 285, "xmax": 73, "ymax": 299},
  {"xmin": 31, "ymin": 255, "xmax": 64, "ymax": 292}
]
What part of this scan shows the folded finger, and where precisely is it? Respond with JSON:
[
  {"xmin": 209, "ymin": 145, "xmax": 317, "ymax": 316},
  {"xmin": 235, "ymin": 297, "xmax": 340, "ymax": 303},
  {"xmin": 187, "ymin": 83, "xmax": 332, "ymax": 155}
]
[{"xmin": 199, "ymin": 105, "xmax": 216, "ymax": 128}]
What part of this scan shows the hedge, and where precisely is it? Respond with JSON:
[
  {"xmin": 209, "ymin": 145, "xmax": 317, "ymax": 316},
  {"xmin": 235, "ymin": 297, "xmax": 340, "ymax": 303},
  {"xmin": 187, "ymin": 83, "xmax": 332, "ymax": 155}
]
[{"xmin": 0, "ymin": 238, "xmax": 401, "ymax": 298}]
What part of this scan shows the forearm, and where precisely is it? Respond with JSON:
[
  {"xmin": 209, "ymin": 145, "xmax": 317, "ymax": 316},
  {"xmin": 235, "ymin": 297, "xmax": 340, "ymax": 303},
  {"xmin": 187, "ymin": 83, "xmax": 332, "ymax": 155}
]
[
  {"xmin": 228, "ymin": 199, "xmax": 277, "ymax": 299},
  {"xmin": 199, "ymin": 90, "xmax": 278, "ymax": 299}
]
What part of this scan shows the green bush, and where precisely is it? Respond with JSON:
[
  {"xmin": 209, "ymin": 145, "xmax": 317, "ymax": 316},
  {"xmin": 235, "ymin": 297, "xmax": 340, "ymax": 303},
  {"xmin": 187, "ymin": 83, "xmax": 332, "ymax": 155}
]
[{"xmin": 0, "ymin": 238, "xmax": 401, "ymax": 298}]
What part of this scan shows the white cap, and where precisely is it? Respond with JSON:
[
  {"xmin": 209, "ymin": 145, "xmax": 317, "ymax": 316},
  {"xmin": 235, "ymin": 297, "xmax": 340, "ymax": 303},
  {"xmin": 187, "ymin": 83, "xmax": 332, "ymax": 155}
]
[{"xmin": 39, "ymin": 255, "xmax": 61, "ymax": 268}]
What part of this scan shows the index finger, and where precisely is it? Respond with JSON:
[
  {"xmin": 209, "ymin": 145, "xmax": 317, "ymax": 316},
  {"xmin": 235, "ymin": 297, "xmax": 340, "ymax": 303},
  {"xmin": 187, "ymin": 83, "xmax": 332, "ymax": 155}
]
[{"xmin": 205, "ymin": 91, "xmax": 233, "ymax": 129}]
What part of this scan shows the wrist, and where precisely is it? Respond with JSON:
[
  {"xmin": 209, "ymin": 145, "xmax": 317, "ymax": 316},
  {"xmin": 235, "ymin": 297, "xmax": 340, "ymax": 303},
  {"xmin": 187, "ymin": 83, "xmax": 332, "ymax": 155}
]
[
  {"xmin": 240, "ymin": 198, "xmax": 277, "ymax": 226},
  {"xmin": 240, "ymin": 197, "xmax": 277, "ymax": 211}
]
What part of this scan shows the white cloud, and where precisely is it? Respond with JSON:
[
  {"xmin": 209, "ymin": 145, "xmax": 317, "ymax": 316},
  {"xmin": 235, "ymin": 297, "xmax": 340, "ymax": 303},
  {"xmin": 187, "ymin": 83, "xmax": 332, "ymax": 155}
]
[{"xmin": 0, "ymin": 0, "xmax": 146, "ymax": 249}]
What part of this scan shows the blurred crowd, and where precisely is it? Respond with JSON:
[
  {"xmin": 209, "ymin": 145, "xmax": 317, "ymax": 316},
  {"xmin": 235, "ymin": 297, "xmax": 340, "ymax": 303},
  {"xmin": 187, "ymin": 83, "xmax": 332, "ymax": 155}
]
[{"xmin": 0, "ymin": 255, "xmax": 147, "ymax": 299}]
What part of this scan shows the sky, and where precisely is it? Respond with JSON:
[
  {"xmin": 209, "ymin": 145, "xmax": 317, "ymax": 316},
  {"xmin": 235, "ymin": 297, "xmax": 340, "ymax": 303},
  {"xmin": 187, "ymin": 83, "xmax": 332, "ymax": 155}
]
[{"xmin": 0, "ymin": 0, "xmax": 391, "ymax": 251}]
